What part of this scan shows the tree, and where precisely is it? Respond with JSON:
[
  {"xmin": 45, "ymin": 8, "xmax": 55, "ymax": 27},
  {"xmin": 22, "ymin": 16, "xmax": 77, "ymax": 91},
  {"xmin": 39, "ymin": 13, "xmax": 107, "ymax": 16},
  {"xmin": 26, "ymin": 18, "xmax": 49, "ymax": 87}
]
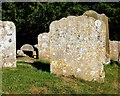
[{"xmin": 2, "ymin": 2, "xmax": 120, "ymax": 49}]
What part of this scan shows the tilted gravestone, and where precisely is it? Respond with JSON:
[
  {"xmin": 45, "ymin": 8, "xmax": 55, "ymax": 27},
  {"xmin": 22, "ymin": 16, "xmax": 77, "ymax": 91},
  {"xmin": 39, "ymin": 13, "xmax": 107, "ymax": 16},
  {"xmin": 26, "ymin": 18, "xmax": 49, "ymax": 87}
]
[
  {"xmin": 0, "ymin": 21, "xmax": 16, "ymax": 67},
  {"xmin": 38, "ymin": 33, "xmax": 50, "ymax": 61},
  {"xmin": 49, "ymin": 10, "xmax": 110, "ymax": 82}
]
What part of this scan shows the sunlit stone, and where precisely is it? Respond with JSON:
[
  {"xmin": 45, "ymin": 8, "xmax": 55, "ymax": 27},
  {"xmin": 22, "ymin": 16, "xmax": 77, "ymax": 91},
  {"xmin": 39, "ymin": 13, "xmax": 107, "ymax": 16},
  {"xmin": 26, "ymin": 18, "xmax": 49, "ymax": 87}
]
[
  {"xmin": 0, "ymin": 21, "xmax": 16, "ymax": 67},
  {"xmin": 109, "ymin": 40, "xmax": 120, "ymax": 62},
  {"xmin": 38, "ymin": 33, "xmax": 50, "ymax": 61},
  {"xmin": 77, "ymin": 68, "xmax": 81, "ymax": 72},
  {"xmin": 63, "ymin": 69, "xmax": 67, "ymax": 73},
  {"xmin": 50, "ymin": 10, "xmax": 110, "ymax": 83}
]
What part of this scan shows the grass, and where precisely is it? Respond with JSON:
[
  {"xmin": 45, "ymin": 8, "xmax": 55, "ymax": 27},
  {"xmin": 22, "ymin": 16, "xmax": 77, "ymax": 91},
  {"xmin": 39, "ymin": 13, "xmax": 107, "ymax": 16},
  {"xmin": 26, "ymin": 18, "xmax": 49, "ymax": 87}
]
[{"xmin": 2, "ymin": 60, "xmax": 120, "ymax": 94}]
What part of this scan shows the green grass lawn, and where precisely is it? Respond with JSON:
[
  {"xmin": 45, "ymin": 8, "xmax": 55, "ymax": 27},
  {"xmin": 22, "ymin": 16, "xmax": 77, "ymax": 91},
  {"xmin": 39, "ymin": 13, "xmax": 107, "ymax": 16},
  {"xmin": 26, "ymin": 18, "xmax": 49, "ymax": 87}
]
[{"xmin": 2, "ymin": 61, "xmax": 120, "ymax": 94}]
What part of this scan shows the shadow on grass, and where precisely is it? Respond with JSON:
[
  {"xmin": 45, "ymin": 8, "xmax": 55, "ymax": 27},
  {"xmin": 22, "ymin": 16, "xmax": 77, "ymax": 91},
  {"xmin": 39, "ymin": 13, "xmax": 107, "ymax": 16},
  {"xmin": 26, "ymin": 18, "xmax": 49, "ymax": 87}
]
[
  {"xmin": 32, "ymin": 60, "xmax": 50, "ymax": 72},
  {"xmin": 110, "ymin": 59, "xmax": 120, "ymax": 67}
]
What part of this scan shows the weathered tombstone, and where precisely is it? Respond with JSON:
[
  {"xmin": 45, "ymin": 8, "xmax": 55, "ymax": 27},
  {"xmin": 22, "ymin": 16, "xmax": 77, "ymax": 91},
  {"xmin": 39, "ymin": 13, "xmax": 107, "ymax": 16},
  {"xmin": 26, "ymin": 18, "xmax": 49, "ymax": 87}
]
[
  {"xmin": 49, "ymin": 10, "xmax": 110, "ymax": 82},
  {"xmin": 0, "ymin": 21, "xmax": 16, "ymax": 67},
  {"xmin": 20, "ymin": 44, "xmax": 36, "ymax": 58},
  {"xmin": 109, "ymin": 40, "xmax": 120, "ymax": 61},
  {"xmin": 38, "ymin": 33, "xmax": 50, "ymax": 61}
]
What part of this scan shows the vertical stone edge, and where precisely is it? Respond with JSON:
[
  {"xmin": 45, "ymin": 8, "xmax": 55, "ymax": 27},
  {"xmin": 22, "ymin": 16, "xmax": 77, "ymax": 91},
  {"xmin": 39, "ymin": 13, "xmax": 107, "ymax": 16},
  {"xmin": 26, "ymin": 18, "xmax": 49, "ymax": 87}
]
[
  {"xmin": 14, "ymin": 21, "xmax": 16, "ymax": 67},
  {"xmin": 38, "ymin": 34, "xmax": 41, "ymax": 59},
  {"xmin": 0, "ymin": 2, "xmax": 2, "ymax": 95},
  {"xmin": 0, "ymin": 21, "xmax": 2, "ymax": 95},
  {"xmin": 118, "ymin": 41, "xmax": 120, "ymax": 62},
  {"xmin": 102, "ymin": 14, "xmax": 110, "ymax": 64}
]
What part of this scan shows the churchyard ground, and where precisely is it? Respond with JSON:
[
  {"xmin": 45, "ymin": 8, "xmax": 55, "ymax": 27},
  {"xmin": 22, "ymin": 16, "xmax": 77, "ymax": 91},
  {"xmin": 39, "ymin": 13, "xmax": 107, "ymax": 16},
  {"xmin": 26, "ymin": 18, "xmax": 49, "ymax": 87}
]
[{"xmin": 2, "ymin": 60, "xmax": 119, "ymax": 94}]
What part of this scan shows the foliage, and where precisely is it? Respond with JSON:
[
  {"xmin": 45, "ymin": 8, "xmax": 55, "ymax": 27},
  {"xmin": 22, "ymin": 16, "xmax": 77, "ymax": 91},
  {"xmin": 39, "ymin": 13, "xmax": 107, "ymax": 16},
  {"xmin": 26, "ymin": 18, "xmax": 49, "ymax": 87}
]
[
  {"xmin": 2, "ymin": 2, "xmax": 120, "ymax": 49},
  {"xmin": 2, "ymin": 62, "xmax": 119, "ymax": 94}
]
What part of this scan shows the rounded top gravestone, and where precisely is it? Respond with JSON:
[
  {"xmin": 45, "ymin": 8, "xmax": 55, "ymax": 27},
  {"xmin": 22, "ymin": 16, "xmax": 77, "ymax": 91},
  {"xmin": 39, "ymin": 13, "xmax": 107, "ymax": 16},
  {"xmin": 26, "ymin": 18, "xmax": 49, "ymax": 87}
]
[{"xmin": 20, "ymin": 44, "xmax": 34, "ymax": 52}]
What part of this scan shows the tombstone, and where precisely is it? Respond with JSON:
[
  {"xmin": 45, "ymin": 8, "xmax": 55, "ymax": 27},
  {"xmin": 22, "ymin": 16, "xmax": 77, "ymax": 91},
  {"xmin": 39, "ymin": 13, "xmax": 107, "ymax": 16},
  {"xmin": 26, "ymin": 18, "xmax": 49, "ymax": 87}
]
[
  {"xmin": 38, "ymin": 33, "xmax": 50, "ymax": 61},
  {"xmin": 0, "ymin": 21, "xmax": 16, "ymax": 67},
  {"xmin": 49, "ymin": 10, "xmax": 110, "ymax": 82},
  {"xmin": 109, "ymin": 40, "xmax": 120, "ymax": 62},
  {"xmin": 20, "ymin": 44, "xmax": 36, "ymax": 58}
]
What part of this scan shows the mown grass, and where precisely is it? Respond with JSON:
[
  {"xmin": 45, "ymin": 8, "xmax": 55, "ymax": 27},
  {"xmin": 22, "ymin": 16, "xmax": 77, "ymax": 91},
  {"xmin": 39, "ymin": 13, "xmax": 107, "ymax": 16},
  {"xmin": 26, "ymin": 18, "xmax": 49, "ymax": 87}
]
[{"xmin": 2, "ymin": 61, "xmax": 120, "ymax": 94}]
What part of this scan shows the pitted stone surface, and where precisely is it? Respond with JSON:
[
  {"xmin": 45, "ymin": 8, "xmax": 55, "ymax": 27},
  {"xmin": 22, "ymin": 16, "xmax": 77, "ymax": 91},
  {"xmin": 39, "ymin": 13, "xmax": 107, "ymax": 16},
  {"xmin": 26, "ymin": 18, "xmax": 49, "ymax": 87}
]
[
  {"xmin": 83, "ymin": 10, "xmax": 110, "ymax": 59},
  {"xmin": 38, "ymin": 33, "xmax": 50, "ymax": 61},
  {"xmin": 0, "ymin": 21, "xmax": 16, "ymax": 67},
  {"xmin": 110, "ymin": 40, "xmax": 120, "ymax": 61},
  {"xmin": 49, "ymin": 11, "xmax": 109, "ymax": 82}
]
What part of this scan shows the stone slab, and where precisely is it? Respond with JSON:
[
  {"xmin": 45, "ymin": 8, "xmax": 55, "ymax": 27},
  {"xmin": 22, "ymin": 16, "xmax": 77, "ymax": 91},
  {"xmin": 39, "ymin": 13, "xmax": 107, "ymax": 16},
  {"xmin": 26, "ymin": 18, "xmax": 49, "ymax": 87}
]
[
  {"xmin": 109, "ymin": 40, "xmax": 120, "ymax": 61},
  {"xmin": 49, "ymin": 10, "xmax": 109, "ymax": 82},
  {"xmin": 38, "ymin": 33, "xmax": 50, "ymax": 61},
  {"xmin": 0, "ymin": 21, "xmax": 16, "ymax": 67}
]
